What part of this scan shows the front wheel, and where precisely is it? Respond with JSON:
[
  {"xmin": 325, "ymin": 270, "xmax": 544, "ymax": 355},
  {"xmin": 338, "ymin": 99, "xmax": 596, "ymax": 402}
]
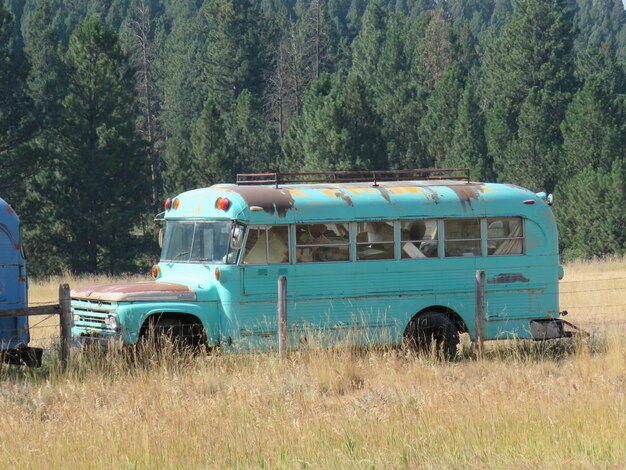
[
  {"xmin": 405, "ymin": 312, "xmax": 460, "ymax": 360},
  {"xmin": 140, "ymin": 316, "xmax": 203, "ymax": 352}
]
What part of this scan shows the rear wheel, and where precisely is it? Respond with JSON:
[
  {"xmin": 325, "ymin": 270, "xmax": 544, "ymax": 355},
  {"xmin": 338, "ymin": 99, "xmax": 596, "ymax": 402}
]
[{"xmin": 405, "ymin": 312, "xmax": 460, "ymax": 360}]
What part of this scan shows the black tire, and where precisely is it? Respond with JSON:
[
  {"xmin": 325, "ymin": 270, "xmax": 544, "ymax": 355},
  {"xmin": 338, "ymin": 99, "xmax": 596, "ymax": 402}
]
[
  {"xmin": 141, "ymin": 316, "xmax": 202, "ymax": 351},
  {"xmin": 405, "ymin": 312, "xmax": 460, "ymax": 360}
]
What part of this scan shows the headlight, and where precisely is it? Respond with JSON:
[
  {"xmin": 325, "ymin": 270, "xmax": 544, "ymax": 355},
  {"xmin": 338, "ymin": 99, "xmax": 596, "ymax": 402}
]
[{"xmin": 106, "ymin": 314, "xmax": 121, "ymax": 331}]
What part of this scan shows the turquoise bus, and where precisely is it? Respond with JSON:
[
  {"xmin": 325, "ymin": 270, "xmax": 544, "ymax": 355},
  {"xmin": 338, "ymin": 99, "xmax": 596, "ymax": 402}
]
[{"xmin": 71, "ymin": 169, "xmax": 570, "ymax": 356}]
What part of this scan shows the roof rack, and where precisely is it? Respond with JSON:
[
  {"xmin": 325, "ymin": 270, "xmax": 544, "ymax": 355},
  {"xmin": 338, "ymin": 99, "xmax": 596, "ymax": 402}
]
[{"xmin": 236, "ymin": 168, "xmax": 470, "ymax": 187}]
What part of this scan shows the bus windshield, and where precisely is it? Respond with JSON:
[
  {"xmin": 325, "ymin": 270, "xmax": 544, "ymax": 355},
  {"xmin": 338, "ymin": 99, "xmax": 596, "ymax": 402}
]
[{"xmin": 161, "ymin": 221, "xmax": 239, "ymax": 264}]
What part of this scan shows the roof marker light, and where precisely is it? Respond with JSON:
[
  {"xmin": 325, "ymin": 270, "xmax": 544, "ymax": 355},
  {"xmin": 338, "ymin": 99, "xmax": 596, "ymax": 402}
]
[
  {"xmin": 173, "ymin": 198, "xmax": 180, "ymax": 210},
  {"xmin": 523, "ymin": 199, "xmax": 535, "ymax": 205},
  {"xmin": 215, "ymin": 197, "xmax": 230, "ymax": 211},
  {"xmin": 164, "ymin": 198, "xmax": 172, "ymax": 210}
]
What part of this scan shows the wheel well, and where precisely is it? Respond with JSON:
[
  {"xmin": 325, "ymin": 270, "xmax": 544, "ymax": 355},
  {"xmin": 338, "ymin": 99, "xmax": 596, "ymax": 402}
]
[
  {"xmin": 140, "ymin": 312, "xmax": 205, "ymax": 339},
  {"xmin": 405, "ymin": 306, "xmax": 468, "ymax": 335}
]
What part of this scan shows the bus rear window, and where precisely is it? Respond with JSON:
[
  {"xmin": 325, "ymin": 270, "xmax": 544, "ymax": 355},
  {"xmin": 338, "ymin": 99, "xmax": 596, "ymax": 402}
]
[{"xmin": 444, "ymin": 219, "xmax": 481, "ymax": 257}]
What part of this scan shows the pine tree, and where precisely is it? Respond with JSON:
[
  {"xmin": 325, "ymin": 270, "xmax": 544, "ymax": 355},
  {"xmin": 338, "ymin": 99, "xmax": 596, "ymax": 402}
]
[
  {"xmin": 416, "ymin": 9, "xmax": 455, "ymax": 89},
  {"xmin": 51, "ymin": 16, "xmax": 149, "ymax": 274},
  {"xmin": 351, "ymin": 2, "xmax": 388, "ymax": 87},
  {"xmin": 447, "ymin": 82, "xmax": 490, "ymax": 180},
  {"xmin": 202, "ymin": 0, "xmax": 274, "ymax": 101},
  {"xmin": 285, "ymin": 73, "xmax": 386, "ymax": 172},
  {"xmin": 419, "ymin": 65, "xmax": 465, "ymax": 167},
  {"xmin": 192, "ymin": 91, "xmax": 278, "ymax": 185},
  {"xmin": 19, "ymin": 0, "xmax": 68, "ymax": 275},
  {"xmin": 190, "ymin": 94, "xmax": 230, "ymax": 186},
  {"xmin": 481, "ymin": 0, "xmax": 576, "ymax": 192},
  {"xmin": 157, "ymin": 10, "xmax": 206, "ymax": 195},
  {"xmin": 561, "ymin": 77, "xmax": 625, "ymax": 179},
  {"xmin": 126, "ymin": 0, "xmax": 163, "ymax": 212},
  {"xmin": 503, "ymin": 88, "xmax": 562, "ymax": 191},
  {"xmin": 351, "ymin": 9, "xmax": 429, "ymax": 170},
  {"xmin": 556, "ymin": 161, "xmax": 626, "ymax": 260},
  {"xmin": 0, "ymin": 4, "xmax": 37, "ymax": 201},
  {"xmin": 228, "ymin": 90, "xmax": 279, "ymax": 176}
]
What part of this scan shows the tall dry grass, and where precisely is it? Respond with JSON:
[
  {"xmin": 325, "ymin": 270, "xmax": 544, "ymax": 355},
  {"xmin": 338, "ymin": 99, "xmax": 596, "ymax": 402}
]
[{"xmin": 0, "ymin": 260, "xmax": 623, "ymax": 468}]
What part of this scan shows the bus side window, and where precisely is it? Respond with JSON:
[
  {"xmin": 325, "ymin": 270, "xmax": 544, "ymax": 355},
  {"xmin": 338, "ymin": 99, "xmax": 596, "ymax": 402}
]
[
  {"xmin": 242, "ymin": 226, "xmax": 290, "ymax": 264},
  {"xmin": 400, "ymin": 220, "xmax": 438, "ymax": 259},
  {"xmin": 487, "ymin": 218, "xmax": 524, "ymax": 255},
  {"xmin": 356, "ymin": 221, "xmax": 394, "ymax": 260},
  {"xmin": 267, "ymin": 226, "xmax": 289, "ymax": 263},
  {"xmin": 242, "ymin": 226, "xmax": 267, "ymax": 264},
  {"xmin": 295, "ymin": 223, "xmax": 350, "ymax": 262},
  {"xmin": 444, "ymin": 219, "xmax": 481, "ymax": 257}
]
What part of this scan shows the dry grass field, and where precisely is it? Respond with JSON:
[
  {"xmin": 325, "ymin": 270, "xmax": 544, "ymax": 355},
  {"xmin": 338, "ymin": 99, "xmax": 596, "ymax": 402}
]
[{"xmin": 0, "ymin": 260, "xmax": 624, "ymax": 468}]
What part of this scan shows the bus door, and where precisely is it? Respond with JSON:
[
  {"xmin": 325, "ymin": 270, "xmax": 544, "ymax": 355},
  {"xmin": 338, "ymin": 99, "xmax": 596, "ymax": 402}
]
[
  {"xmin": 0, "ymin": 224, "xmax": 28, "ymax": 348},
  {"xmin": 238, "ymin": 225, "xmax": 292, "ymax": 347}
]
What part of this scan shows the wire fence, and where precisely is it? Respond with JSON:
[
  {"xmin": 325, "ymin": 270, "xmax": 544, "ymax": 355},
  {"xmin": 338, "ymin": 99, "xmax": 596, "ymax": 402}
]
[{"xmin": 6, "ymin": 274, "xmax": 626, "ymax": 363}]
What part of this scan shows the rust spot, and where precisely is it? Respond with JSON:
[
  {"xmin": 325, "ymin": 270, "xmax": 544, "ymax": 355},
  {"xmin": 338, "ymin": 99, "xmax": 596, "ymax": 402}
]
[
  {"xmin": 71, "ymin": 282, "xmax": 196, "ymax": 302},
  {"xmin": 336, "ymin": 190, "xmax": 354, "ymax": 206},
  {"xmin": 319, "ymin": 188, "xmax": 354, "ymax": 206},
  {"xmin": 422, "ymin": 187, "xmax": 440, "ymax": 204},
  {"xmin": 288, "ymin": 189, "xmax": 307, "ymax": 198},
  {"xmin": 449, "ymin": 184, "xmax": 485, "ymax": 212},
  {"xmin": 487, "ymin": 273, "xmax": 529, "ymax": 284},
  {"xmin": 226, "ymin": 186, "xmax": 295, "ymax": 217},
  {"xmin": 375, "ymin": 186, "xmax": 391, "ymax": 202}
]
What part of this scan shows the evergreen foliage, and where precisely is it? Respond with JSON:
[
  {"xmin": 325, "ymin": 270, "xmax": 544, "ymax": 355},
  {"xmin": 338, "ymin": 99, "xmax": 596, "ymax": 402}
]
[
  {"xmin": 1, "ymin": 0, "xmax": 625, "ymax": 272},
  {"xmin": 0, "ymin": 3, "xmax": 37, "ymax": 202}
]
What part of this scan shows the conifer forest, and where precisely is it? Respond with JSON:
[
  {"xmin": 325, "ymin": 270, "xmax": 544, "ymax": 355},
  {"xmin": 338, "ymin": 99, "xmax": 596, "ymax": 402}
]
[{"xmin": 1, "ymin": 0, "xmax": 625, "ymax": 275}]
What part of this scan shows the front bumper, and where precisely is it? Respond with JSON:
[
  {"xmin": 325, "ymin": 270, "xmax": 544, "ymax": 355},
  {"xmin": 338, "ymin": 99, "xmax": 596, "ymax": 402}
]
[{"xmin": 72, "ymin": 332, "xmax": 124, "ymax": 350}]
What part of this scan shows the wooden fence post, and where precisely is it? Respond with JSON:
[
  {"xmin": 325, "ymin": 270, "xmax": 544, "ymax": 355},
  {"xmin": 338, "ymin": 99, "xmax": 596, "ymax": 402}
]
[
  {"xmin": 59, "ymin": 284, "xmax": 72, "ymax": 368},
  {"xmin": 277, "ymin": 276, "xmax": 287, "ymax": 360},
  {"xmin": 475, "ymin": 270, "xmax": 485, "ymax": 357}
]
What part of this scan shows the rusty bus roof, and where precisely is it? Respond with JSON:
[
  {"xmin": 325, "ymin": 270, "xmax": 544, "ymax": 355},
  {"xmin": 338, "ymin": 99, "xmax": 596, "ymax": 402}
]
[{"xmin": 165, "ymin": 178, "xmax": 553, "ymax": 226}]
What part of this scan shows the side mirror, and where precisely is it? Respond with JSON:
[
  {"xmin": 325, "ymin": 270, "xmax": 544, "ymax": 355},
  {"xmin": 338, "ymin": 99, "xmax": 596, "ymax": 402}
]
[
  {"xmin": 158, "ymin": 228, "xmax": 164, "ymax": 248},
  {"xmin": 230, "ymin": 225, "xmax": 244, "ymax": 250}
]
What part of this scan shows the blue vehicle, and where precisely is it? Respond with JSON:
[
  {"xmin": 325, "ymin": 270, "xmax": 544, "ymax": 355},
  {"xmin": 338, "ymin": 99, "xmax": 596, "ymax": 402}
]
[
  {"xmin": 72, "ymin": 169, "xmax": 571, "ymax": 357},
  {"xmin": 0, "ymin": 197, "xmax": 41, "ymax": 366}
]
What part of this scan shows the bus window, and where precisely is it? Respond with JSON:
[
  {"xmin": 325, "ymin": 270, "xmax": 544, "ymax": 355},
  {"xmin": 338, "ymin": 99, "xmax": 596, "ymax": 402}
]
[
  {"xmin": 267, "ymin": 226, "xmax": 290, "ymax": 263},
  {"xmin": 162, "ymin": 221, "xmax": 235, "ymax": 263},
  {"xmin": 296, "ymin": 223, "xmax": 350, "ymax": 262},
  {"xmin": 400, "ymin": 220, "xmax": 438, "ymax": 259},
  {"xmin": 242, "ymin": 226, "xmax": 267, "ymax": 264},
  {"xmin": 444, "ymin": 219, "xmax": 481, "ymax": 257},
  {"xmin": 356, "ymin": 221, "xmax": 394, "ymax": 260},
  {"xmin": 242, "ymin": 226, "xmax": 289, "ymax": 264},
  {"xmin": 487, "ymin": 217, "xmax": 524, "ymax": 255}
]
